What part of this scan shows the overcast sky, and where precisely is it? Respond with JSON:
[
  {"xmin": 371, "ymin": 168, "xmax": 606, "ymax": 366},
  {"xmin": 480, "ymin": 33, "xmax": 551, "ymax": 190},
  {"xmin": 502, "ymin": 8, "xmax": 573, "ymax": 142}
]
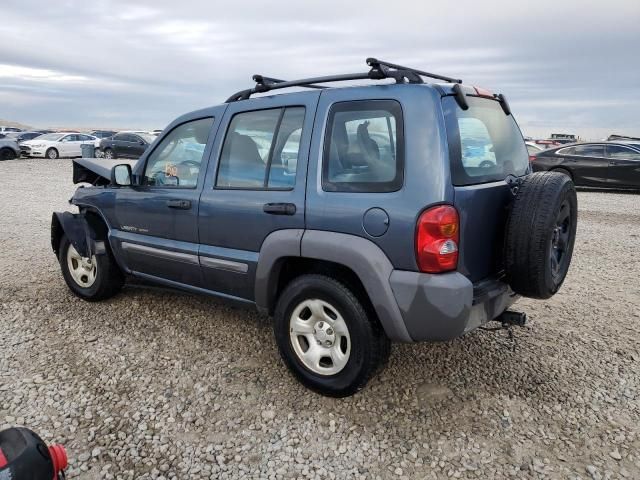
[{"xmin": 1, "ymin": 0, "xmax": 638, "ymax": 139}]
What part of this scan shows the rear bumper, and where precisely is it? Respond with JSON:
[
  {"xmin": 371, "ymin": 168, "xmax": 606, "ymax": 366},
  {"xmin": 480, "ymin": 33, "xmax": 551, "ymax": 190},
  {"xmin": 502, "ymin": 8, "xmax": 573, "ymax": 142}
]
[{"xmin": 389, "ymin": 271, "xmax": 518, "ymax": 342}]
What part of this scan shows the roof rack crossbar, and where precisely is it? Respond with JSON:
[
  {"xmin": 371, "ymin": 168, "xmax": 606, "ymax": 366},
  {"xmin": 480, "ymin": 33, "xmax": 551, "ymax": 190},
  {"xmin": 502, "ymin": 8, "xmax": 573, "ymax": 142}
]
[
  {"xmin": 367, "ymin": 58, "xmax": 462, "ymax": 84},
  {"xmin": 225, "ymin": 57, "xmax": 463, "ymax": 102},
  {"xmin": 252, "ymin": 75, "xmax": 327, "ymax": 90}
]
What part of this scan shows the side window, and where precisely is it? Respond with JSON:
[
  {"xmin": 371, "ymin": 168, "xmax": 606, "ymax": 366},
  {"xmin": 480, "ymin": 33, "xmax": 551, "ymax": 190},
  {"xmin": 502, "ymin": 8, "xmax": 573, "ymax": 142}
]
[
  {"xmin": 216, "ymin": 107, "xmax": 305, "ymax": 189},
  {"xmin": 113, "ymin": 134, "xmax": 126, "ymax": 142},
  {"xmin": 143, "ymin": 117, "xmax": 214, "ymax": 188},
  {"xmin": 607, "ymin": 145, "xmax": 640, "ymax": 161},
  {"xmin": 573, "ymin": 145, "xmax": 604, "ymax": 157},
  {"xmin": 557, "ymin": 146, "xmax": 575, "ymax": 156},
  {"xmin": 61, "ymin": 135, "xmax": 75, "ymax": 142},
  {"xmin": 322, "ymin": 100, "xmax": 403, "ymax": 193}
]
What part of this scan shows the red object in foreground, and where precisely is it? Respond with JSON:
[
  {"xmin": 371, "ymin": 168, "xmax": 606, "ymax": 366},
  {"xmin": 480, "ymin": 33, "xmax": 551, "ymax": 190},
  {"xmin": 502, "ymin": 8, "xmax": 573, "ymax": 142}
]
[
  {"xmin": 49, "ymin": 444, "xmax": 68, "ymax": 480},
  {"xmin": 0, "ymin": 427, "xmax": 67, "ymax": 480},
  {"xmin": 415, "ymin": 205, "xmax": 460, "ymax": 273}
]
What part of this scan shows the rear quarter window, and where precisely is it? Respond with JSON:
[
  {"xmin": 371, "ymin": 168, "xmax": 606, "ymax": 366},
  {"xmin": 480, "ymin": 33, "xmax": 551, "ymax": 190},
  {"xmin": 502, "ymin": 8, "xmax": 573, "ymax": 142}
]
[{"xmin": 443, "ymin": 96, "xmax": 529, "ymax": 186}]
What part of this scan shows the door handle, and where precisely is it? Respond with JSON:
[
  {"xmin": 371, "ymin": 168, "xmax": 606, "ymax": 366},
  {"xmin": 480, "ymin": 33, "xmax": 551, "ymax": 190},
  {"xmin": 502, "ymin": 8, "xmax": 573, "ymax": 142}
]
[
  {"xmin": 263, "ymin": 202, "xmax": 296, "ymax": 215},
  {"xmin": 166, "ymin": 199, "xmax": 191, "ymax": 209}
]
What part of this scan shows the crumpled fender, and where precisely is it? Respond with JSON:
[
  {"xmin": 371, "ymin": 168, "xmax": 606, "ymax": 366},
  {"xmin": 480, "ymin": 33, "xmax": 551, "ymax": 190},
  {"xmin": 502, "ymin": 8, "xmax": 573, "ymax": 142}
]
[{"xmin": 51, "ymin": 212, "xmax": 106, "ymax": 258}]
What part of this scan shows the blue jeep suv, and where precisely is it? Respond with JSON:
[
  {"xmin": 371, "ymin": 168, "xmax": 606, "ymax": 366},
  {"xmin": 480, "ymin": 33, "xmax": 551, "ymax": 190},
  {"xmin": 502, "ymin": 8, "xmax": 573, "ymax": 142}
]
[{"xmin": 52, "ymin": 59, "xmax": 578, "ymax": 396}]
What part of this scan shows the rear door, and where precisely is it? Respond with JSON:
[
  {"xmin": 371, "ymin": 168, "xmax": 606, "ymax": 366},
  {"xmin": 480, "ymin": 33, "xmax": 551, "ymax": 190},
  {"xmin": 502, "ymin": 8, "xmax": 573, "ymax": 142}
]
[
  {"xmin": 111, "ymin": 134, "xmax": 128, "ymax": 157},
  {"xmin": 109, "ymin": 115, "xmax": 219, "ymax": 287},
  {"xmin": 58, "ymin": 134, "xmax": 80, "ymax": 157},
  {"xmin": 198, "ymin": 92, "xmax": 319, "ymax": 300},
  {"xmin": 606, "ymin": 144, "xmax": 640, "ymax": 188},
  {"xmin": 566, "ymin": 144, "xmax": 608, "ymax": 186},
  {"xmin": 443, "ymin": 95, "xmax": 529, "ymax": 282}
]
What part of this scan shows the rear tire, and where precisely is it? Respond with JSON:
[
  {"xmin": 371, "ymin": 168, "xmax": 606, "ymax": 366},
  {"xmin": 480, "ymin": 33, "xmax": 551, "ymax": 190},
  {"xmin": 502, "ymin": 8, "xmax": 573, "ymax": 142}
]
[
  {"xmin": 0, "ymin": 148, "xmax": 16, "ymax": 160},
  {"xmin": 46, "ymin": 148, "xmax": 59, "ymax": 159},
  {"xmin": 58, "ymin": 235, "xmax": 124, "ymax": 301},
  {"xmin": 274, "ymin": 274, "xmax": 389, "ymax": 397},
  {"xmin": 504, "ymin": 172, "xmax": 578, "ymax": 299}
]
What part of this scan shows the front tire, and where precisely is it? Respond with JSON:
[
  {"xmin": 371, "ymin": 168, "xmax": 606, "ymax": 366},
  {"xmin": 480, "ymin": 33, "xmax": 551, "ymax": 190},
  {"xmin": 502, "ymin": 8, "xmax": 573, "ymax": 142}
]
[
  {"xmin": 274, "ymin": 274, "xmax": 389, "ymax": 397},
  {"xmin": 58, "ymin": 235, "xmax": 124, "ymax": 301},
  {"xmin": 103, "ymin": 148, "xmax": 115, "ymax": 159},
  {"xmin": 0, "ymin": 148, "xmax": 17, "ymax": 160},
  {"xmin": 46, "ymin": 148, "xmax": 59, "ymax": 159}
]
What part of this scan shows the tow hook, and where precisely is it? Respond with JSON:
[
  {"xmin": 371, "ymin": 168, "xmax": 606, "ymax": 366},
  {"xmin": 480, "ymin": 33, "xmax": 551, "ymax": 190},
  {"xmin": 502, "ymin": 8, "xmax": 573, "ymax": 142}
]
[
  {"xmin": 497, "ymin": 310, "xmax": 527, "ymax": 327},
  {"xmin": 479, "ymin": 311, "xmax": 527, "ymax": 352}
]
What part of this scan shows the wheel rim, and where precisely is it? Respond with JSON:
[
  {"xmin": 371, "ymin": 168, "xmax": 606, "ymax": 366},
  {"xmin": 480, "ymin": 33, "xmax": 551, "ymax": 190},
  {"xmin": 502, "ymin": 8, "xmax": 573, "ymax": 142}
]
[
  {"xmin": 289, "ymin": 299, "xmax": 351, "ymax": 376},
  {"xmin": 47, "ymin": 149, "xmax": 57, "ymax": 159},
  {"xmin": 550, "ymin": 200, "xmax": 571, "ymax": 282},
  {"xmin": 66, "ymin": 244, "xmax": 97, "ymax": 288},
  {"xmin": 104, "ymin": 150, "xmax": 113, "ymax": 159}
]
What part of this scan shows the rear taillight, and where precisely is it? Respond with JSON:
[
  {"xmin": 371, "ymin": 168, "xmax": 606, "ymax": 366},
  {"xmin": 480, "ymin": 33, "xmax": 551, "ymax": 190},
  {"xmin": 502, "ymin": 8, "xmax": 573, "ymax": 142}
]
[
  {"xmin": 529, "ymin": 154, "xmax": 537, "ymax": 163},
  {"xmin": 415, "ymin": 205, "xmax": 459, "ymax": 273}
]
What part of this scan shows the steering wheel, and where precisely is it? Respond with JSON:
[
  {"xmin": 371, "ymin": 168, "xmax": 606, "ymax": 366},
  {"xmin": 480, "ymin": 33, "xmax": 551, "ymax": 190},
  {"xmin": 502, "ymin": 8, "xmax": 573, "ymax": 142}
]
[{"xmin": 479, "ymin": 160, "xmax": 495, "ymax": 168}]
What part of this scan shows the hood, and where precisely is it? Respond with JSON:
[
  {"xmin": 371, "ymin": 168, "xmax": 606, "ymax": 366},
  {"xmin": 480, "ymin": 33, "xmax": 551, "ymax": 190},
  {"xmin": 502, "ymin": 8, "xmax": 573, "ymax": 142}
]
[{"xmin": 73, "ymin": 157, "xmax": 139, "ymax": 185}]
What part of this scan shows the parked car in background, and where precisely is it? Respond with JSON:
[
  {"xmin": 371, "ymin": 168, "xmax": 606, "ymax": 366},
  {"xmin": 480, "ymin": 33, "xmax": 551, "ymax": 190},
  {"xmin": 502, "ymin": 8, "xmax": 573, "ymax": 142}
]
[
  {"xmin": 89, "ymin": 130, "xmax": 117, "ymax": 139},
  {"xmin": 531, "ymin": 141, "xmax": 640, "ymax": 190},
  {"xmin": 21, "ymin": 132, "xmax": 99, "ymax": 159},
  {"xmin": 526, "ymin": 141, "xmax": 546, "ymax": 156},
  {"xmin": 34, "ymin": 129, "xmax": 54, "ymax": 135},
  {"xmin": 0, "ymin": 138, "xmax": 21, "ymax": 160},
  {"xmin": 4, "ymin": 131, "xmax": 44, "ymax": 156},
  {"xmin": 98, "ymin": 132, "xmax": 156, "ymax": 159},
  {"xmin": 550, "ymin": 133, "xmax": 579, "ymax": 144},
  {"xmin": 0, "ymin": 126, "xmax": 23, "ymax": 133}
]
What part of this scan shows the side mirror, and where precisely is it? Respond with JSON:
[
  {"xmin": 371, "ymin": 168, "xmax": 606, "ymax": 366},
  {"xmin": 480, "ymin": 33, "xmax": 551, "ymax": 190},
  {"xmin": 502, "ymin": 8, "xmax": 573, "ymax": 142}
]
[{"xmin": 111, "ymin": 164, "xmax": 132, "ymax": 186}]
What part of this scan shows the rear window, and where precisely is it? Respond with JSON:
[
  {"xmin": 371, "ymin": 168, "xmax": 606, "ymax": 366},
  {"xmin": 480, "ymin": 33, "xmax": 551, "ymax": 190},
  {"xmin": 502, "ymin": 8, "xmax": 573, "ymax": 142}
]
[{"xmin": 443, "ymin": 96, "xmax": 528, "ymax": 186}]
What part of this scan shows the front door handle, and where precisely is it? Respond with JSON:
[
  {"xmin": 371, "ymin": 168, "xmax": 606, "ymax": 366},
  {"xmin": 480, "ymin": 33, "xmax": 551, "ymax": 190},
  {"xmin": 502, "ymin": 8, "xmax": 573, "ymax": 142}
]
[
  {"xmin": 167, "ymin": 199, "xmax": 191, "ymax": 209},
  {"xmin": 263, "ymin": 202, "xmax": 296, "ymax": 215}
]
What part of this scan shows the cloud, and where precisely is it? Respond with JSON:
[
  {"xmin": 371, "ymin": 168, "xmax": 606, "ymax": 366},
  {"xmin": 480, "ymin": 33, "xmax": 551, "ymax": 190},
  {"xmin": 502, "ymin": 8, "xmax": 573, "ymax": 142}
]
[{"xmin": 0, "ymin": 0, "xmax": 638, "ymax": 138}]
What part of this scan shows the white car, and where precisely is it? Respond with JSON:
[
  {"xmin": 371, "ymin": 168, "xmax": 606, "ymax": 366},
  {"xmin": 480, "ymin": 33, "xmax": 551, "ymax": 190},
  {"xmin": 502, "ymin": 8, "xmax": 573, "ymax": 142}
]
[{"xmin": 22, "ymin": 133, "xmax": 99, "ymax": 159}]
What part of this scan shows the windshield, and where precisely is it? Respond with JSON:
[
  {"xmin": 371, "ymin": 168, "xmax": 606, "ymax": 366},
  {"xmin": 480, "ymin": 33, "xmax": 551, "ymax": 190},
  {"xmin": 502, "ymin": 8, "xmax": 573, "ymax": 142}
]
[
  {"xmin": 443, "ymin": 96, "xmax": 529, "ymax": 186},
  {"xmin": 37, "ymin": 133, "xmax": 65, "ymax": 141}
]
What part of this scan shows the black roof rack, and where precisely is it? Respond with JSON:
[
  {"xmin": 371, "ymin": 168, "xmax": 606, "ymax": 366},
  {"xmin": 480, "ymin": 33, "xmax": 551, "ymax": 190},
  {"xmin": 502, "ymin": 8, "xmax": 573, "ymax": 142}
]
[{"xmin": 226, "ymin": 57, "xmax": 463, "ymax": 102}]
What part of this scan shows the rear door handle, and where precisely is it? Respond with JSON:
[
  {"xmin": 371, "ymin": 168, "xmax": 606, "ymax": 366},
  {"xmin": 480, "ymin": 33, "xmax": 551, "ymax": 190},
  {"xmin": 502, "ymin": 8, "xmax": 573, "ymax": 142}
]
[
  {"xmin": 167, "ymin": 199, "xmax": 191, "ymax": 209},
  {"xmin": 263, "ymin": 202, "xmax": 296, "ymax": 215}
]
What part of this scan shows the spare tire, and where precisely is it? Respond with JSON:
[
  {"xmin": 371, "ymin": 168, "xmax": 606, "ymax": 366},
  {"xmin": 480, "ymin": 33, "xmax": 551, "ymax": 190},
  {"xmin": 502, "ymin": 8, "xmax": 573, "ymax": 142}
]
[{"xmin": 504, "ymin": 172, "xmax": 577, "ymax": 299}]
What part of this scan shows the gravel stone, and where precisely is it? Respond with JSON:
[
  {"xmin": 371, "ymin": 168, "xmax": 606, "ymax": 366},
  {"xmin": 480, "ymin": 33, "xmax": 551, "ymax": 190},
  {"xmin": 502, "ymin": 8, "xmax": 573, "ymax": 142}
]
[{"xmin": 1, "ymin": 158, "xmax": 639, "ymax": 479}]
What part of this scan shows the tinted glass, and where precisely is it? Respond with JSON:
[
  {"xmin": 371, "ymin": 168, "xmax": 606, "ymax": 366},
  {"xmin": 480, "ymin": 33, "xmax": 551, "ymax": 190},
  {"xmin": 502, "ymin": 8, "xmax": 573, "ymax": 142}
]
[
  {"xmin": 606, "ymin": 145, "xmax": 640, "ymax": 161},
  {"xmin": 323, "ymin": 100, "xmax": 403, "ymax": 193},
  {"xmin": 217, "ymin": 107, "xmax": 305, "ymax": 189},
  {"xmin": 38, "ymin": 133, "xmax": 65, "ymax": 141},
  {"xmin": 556, "ymin": 146, "xmax": 575, "ymax": 156},
  {"xmin": 61, "ymin": 135, "xmax": 77, "ymax": 142},
  {"xmin": 143, "ymin": 117, "xmax": 214, "ymax": 187},
  {"xmin": 444, "ymin": 96, "xmax": 528, "ymax": 186},
  {"xmin": 113, "ymin": 133, "xmax": 128, "ymax": 141},
  {"xmin": 573, "ymin": 145, "xmax": 604, "ymax": 157}
]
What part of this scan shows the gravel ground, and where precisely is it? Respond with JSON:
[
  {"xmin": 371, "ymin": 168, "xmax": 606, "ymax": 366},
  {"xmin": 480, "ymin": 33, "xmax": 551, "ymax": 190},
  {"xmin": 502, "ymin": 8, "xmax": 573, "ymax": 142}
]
[{"xmin": 1, "ymin": 158, "xmax": 639, "ymax": 480}]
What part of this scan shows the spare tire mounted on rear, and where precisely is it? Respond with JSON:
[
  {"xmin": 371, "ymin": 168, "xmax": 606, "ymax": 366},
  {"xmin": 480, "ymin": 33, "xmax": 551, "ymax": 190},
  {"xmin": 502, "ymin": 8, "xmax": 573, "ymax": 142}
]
[{"xmin": 504, "ymin": 172, "xmax": 578, "ymax": 299}]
